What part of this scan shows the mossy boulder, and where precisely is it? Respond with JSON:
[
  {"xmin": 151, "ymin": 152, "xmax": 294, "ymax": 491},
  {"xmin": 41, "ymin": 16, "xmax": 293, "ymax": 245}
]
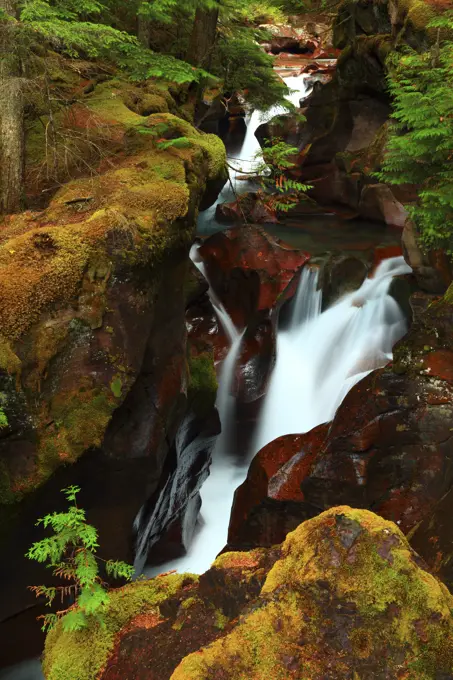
[
  {"xmin": 44, "ymin": 507, "xmax": 453, "ymax": 680},
  {"xmin": 0, "ymin": 68, "xmax": 225, "ymax": 658},
  {"xmin": 173, "ymin": 508, "xmax": 453, "ymax": 680},
  {"xmin": 0, "ymin": 82, "xmax": 225, "ymax": 503},
  {"xmin": 44, "ymin": 546, "xmax": 280, "ymax": 680}
]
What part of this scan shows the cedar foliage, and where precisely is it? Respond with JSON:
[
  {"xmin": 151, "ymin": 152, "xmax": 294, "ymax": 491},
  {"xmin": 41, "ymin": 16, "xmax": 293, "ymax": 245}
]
[
  {"xmin": 16, "ymin": 0, "xmax": 209, "ymax": 83},
  {"xmin": 26, "ymin": 485, "xmax": 134, "ymax": 633},
  {"xmin": 378, "ymin": 13, "xmax": 453, "ymax": 255},
  {"xmin": 253, "ymin": 137, "xmax": 312, "ymax": 212}
]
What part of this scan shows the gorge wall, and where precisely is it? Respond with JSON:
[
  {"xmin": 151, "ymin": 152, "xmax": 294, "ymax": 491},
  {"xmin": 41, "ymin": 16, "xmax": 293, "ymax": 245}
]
[{"xmin": 0, "ymin": 64, "xmax": 225, "ymax": 668}]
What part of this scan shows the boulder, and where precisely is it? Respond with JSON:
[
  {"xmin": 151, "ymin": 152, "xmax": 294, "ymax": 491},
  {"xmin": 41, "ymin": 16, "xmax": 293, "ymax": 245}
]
[
  {"xmin": 358, "ymin": 183, "xmax": 408, "ymax": 227},
  {"xmin": 258, "ymin": 23, "xmax": 319, "ymax": 54},
  {"xmin": 0, "ymin": 81, "xmax": 226, "ymax": 668},
  {"xmin": 320, "ymin": 254, "xmax": 369, "ymax": 307},
  {"xmin": 44, "ymin": 507, "xmax": 453, "ymax": 680},
  {"xmin": 235, "ymin": 313, "xmax": 276, "ymax": 403},
  {"xmin": 198, "ymin": 227, "xmax": 310, "ymax": 329}
]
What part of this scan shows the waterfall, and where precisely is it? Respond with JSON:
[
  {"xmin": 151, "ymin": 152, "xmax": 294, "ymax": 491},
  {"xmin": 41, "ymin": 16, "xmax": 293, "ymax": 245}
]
[
  {"xmin": 145, "ymin": 247, "xmax": 245, "ymax": 577},
  {"xmin": 253, "ymin": 256, "xmax": 412, "ymax": 453},
  {"xmin": 198, "ymin": 74, "xmax": 310, "ymax": 234},
  {"xmin": 290, "ymin": 266, "xmax": 322, "ymax": 327}
]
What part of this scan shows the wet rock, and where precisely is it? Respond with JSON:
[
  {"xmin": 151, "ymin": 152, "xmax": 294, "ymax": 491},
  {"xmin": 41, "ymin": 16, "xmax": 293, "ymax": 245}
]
[
  {"xmin": 227, "ymin": 425, "xmax": 328, "ymax": 550},
  {"xmin": 228, "ymin": 284, "xmax": 453, "ymax": 589},
  {"xmin": 135, "ymin": 407, "xmax": 221, "ymax": 570},
  {"xmin": 185, "ymin": 261, "xmax": 209, "ymax": 307},
  {"xmin": 358, "ymin": 183, "xmax": 408, "ymax": 227},
  {"xmin": 44, "ymin": 507, "xmax": 453, "ymax": 680},
  {"xmin": 320, "ymin": 254, "xmax": 369, "ymax": 308},
  {"xmin": 235, "ymin": 313, "xmax": 276, "ymax": 403},
  {"xmin": 198, "ymin": 226, "xmax": 310, "ymax": 329},
  {"xmin": 215, "ymin": 192, "xmax": 279, "ymax": 225}
]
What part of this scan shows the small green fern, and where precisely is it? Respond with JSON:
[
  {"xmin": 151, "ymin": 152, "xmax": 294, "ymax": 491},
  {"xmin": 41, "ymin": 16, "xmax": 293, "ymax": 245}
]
[{"xmin": 26, "ymin": 485, "xmax": 134, "ymax": 632}]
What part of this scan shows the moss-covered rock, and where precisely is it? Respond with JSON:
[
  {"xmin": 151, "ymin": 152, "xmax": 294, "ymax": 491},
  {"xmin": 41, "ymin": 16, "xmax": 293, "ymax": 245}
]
[
  {"xmin": 44, "ymin": 573, "xmax": 198, "ymax": 680},
  {"xmin": 172, "ymin": 508, "xmax": 453, "ymax": 680},
  {"xmin": 44, "ymin": 508, "xmax": 453, "ymax": 680},
  {"xmin": 0, "ymin": 63, "xmax": 226, "ymax": 654},
  {"xmin": 0, "ymin": 77, "xmax": 226, "ymax": 502}
]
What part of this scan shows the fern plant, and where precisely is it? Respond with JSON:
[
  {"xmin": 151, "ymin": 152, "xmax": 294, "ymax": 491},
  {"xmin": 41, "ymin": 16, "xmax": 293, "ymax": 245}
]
[
  {"xmin": 377, "ymin": 12, "xmax": 453, "ymax": 256},
  {"xmin": 252, "ymin": 138, "xmax": 312, "ymax": 214},
  {"xmin": 26, "ymin": 485, "xmax": 134, "ymax": 633}
]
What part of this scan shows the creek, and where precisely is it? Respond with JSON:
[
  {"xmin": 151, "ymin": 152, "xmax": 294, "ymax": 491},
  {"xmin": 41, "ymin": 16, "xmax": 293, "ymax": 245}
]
[
  {"xmin": 2, "ymin": 69, "xmax": 409, "ymax": 680},
  {"xmin": 144, "ymin": 73, "xmax": 411, "ymax": 577}
]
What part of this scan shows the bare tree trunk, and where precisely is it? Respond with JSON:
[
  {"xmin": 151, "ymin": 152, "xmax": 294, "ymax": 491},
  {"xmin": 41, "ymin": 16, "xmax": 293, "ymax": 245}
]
[
  {"xmin": 187, "ymin": 5, "xmax": 219, "ymax": 68},
  {"xmin": 137, "ymin": 14, "xmax": 151, "ymax": 47},
  {"xmin": 0, "ymin": 0, "xmax": 24, "ymax": 215},
  {"xmin": 1, "ymin": 0, "xmax": 17, "ymax": 14},
  {"xmin": 0, "ymin": 78, "xmax": 24, "ymax": 214}
]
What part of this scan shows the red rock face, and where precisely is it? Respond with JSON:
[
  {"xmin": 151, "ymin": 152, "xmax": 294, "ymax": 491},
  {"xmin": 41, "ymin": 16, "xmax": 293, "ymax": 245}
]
[
  {"xmin": 227, "ymin": 287, "xmax": 453, "ymax": 589},
  {"xmin": 198, "ymin": 227, "xmax": 310, "ymax": 329},
  {"xmin": 227, "ymin": 425, "xmax": 329, "ymax": 550}
]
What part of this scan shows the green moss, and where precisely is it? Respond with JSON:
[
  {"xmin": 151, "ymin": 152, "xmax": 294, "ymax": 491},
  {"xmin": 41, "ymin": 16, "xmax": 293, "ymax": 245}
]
[
  {"xmin": 87, "ymin": 81, "xmax": 147, "ymax": 127},
  {"xmin": 1, "ymin": 73, "xmax": 221, "ymax": 502},
  {"xmin": 172, "ymin": 507, "xmax": 453, "ymax": 679},
  {"xmin": 187, "ymin": 352, "xmax": 218, "ymax": 418},
  {"xmin": 398, "ymin": 0, "xmax": 436, "ymax": 31},
  {"xmin": 110, "ymin": 376, "xmax": 122, "ymax": 399},
  {"xmin": 36, "ymin": 385, "xmax": 116, "ymax": 487},
  {"xmin": 43, "ymin": 573, "xmax": 198, "ymax": 680},
  {"xmin": 214, "ymin": 609, "xmax": 229, "ymax": 630},
  {"xmin": 0, "ymin": 336, "xmax": 21, "ymax": 374},
  {"xmin": 145, "ymin": 113, "xmax": 226, "ymax": 180}
]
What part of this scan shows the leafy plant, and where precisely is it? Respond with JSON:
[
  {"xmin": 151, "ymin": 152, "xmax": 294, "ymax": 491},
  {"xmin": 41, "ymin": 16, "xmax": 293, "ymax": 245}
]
[
  {"xmin": 18, "ymin": 0, "xmax": 209, "ymax": 83},
  {"xmin": 26, "ymin": 485, "xmax": 134, "ymax": 633},
  {"xmin": 253, "ymin": 138, "xmax": 312, "ymax": 211},
  {"xmin": 377, "ymin": 12, "xmax": 453, "ymax": 256}
]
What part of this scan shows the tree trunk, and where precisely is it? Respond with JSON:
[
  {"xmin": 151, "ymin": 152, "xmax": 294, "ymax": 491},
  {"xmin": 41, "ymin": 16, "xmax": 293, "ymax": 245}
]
[
  {"xmin": 0, "ymin": 77, "xmax": 24, "ymax": 215},
  {"xmin": 1, "ymin": 0, "xmax": 17, "ymax": 15},
  {"xmin": 187, "ymin": 5, "xmax": 219, "ymax": 68},
  {"xmin": 137, "ymin": 14, "xmax": 151, "ymax": 48},
  {"xmin": 0, "ymin": 0, "xmax": 24, "ymax": 215}
]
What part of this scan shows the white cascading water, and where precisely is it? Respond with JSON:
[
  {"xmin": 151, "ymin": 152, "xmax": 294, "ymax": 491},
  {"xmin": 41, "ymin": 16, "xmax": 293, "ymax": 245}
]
[
  {"xmin": 145, "ymin": 245, "xmax": 245, "ymax": 577},
  {"xmin": 253, "ymin": 256, "xmax": 412, "ymax": 452},
  {"xmin": 198, "ymin": 74, "xmax": 310, "ymax": 233},
  {"xmin": 144, "ymin": 77, "xmax": 312, "ymax": 576},
  {"xmin": 290, "ymin": 266, "xmax": 323, "ymax": 327}
]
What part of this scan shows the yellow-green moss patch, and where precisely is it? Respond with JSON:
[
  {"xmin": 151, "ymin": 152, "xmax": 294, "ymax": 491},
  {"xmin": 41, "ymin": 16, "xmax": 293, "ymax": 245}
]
[
  {"xmin": 187, "ymin": 351, "xmax": 218, "ymax": 418},
  {"xmin": 43, "ymin": 573, "xmax": 198, "ymax": 680},
  {"xmin": 171, "ymin": 507, "xmax": 453, "ymax": 679}
]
